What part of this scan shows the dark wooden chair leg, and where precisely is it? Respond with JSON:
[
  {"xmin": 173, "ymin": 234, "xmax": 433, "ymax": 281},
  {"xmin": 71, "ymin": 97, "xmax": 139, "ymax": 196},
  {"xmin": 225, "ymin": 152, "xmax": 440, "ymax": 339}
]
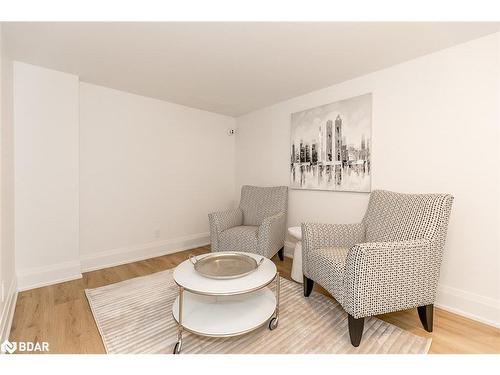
[
  {"xmin": 417, "ymin": 304, "xmax": 434, "ymax": 332},
  {"xmin": 348, "ymin": 314, "xmax": 365, "ymax": 347},
  {"xmin": 277, "ymin": 247, "xmax": 284, "ymax": 261},
  {"xmin": 303, "ymin": 276, "xmax": 314, "ymax": 297}
]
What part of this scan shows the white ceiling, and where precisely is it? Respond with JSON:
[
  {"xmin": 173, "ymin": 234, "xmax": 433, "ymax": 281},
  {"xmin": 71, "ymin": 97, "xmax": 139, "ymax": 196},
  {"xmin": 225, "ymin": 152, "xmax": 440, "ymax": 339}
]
[{"xmin": 3, "ymin": 22, "xmax": 499, "ymax": 116}]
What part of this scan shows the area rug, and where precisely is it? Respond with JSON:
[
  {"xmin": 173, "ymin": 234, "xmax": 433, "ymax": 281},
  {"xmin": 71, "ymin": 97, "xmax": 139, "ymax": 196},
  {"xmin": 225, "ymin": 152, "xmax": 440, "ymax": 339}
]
[{"xmin": 85, "ymin": 269, "xmax": 431, "ymax": 354}]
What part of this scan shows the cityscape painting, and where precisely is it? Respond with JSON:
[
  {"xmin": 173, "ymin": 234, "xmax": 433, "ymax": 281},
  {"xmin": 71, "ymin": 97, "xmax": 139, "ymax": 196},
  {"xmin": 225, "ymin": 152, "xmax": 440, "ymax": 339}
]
[{"xmin": 290, "ymin": 93, "xmax": 372, "ymax": 192}]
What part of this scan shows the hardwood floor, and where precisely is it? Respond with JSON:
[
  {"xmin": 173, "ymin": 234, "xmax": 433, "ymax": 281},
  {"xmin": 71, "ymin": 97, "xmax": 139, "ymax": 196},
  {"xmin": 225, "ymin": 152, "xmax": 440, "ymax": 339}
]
[{"xmin": 9, "ymin": 246, "xmax": 500, "ymax": 354}]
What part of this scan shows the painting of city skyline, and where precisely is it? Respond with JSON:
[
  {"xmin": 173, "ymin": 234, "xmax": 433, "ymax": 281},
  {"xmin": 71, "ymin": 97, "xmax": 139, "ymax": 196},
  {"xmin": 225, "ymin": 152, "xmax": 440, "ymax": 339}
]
[{"xmin": 290, "ymin": 93, "xmax": 372, "ymax": 192}]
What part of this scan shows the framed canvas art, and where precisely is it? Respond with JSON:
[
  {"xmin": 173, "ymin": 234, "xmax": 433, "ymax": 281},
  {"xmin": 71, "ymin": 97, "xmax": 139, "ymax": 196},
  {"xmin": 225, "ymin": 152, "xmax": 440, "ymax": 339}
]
[{"xmin": 290, "ymin": 93, "xmax": 372, "ymax": 192}]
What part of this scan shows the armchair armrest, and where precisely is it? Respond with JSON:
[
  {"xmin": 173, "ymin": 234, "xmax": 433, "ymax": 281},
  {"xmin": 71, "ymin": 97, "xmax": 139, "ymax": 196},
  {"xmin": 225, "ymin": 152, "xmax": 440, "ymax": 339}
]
[
  {"xmin": 257, "ymin": 212, "xmax": 286, "ymax": 258},
  {"xmin": 343, "ymin": 239, "xmax": 437, "ymax": 318},
  {"xmin": 208, "ymin": 208, "xmax": 243, "ymax": 252},
  {"xmin": 301, "ymin": 223, "xmax": 365, "ymax": 278},
  {"xmin": 301, "ymin": 222, "xmax": 366, "ymax": 250}
]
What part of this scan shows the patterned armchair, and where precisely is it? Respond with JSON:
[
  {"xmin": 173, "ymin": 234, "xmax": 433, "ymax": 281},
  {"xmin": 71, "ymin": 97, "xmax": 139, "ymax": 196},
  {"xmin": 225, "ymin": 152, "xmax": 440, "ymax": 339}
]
[
  {"xmin": 302, "ymin": 190, "xmax": 454, "ymax": 347},
  {"xmin": 208, "ymin": 185, "xmax": 288, "ymax": 259}
]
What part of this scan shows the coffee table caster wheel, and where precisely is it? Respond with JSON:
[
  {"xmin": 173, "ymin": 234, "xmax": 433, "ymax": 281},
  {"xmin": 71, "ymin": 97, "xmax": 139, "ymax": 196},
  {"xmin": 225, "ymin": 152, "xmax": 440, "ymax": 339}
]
[
  {"xmin": 269, "ymin": 317, "xmax": 278, "ymax": 330},
  {"xmin": 173, "ymin": 341, "xmax": 182, "ymax": 354}
]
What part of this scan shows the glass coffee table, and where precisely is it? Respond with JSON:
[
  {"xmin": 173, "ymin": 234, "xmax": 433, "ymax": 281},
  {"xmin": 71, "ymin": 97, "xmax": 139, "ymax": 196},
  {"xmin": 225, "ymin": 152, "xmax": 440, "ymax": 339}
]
[{"xmin": 171, "ymin": 252, "xmax": 280, "ymax": 354}]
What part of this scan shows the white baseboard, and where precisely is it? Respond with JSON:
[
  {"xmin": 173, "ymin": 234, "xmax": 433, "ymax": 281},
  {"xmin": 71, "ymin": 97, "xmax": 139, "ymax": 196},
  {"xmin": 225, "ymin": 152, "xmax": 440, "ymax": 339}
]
[
  {"xmin": 0, "ymin": 277, "xmax": 18, "ymax": 343},
  {"xmin": 13, "ymin": 234, "xmax": 500, "ymax": 330},
  {"xmin": 435, "ymin": 285, "xmax": 500, "ymax": 328},
  {"xmin": 80, "ymin": 232, "xmax": 210, "ymax": 273},
  {"xmin": 17, "ymin": 261, "xmax": 82, "ymax": 292}
]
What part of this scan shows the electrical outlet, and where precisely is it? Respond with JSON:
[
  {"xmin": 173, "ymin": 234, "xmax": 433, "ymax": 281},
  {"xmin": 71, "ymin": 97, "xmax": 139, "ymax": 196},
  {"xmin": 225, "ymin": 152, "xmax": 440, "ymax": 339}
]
[{"xmin": 227, "ymin": 129, "xmax": 236, "ymax": 136}]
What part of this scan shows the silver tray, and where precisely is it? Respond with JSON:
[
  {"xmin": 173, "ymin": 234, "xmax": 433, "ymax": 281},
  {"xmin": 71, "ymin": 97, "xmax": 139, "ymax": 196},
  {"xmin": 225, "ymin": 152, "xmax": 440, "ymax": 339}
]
[{"xmin": 189, "ymin": 252, "xmax": 264, "ymax": 279}]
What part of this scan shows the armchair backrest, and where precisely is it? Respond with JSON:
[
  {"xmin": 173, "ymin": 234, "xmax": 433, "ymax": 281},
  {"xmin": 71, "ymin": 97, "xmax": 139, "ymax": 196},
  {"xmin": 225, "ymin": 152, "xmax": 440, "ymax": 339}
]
[
  {"xmin": 239, "ymin": 185, "xmax": 288, "ymax": 226},
  {"xmin": 363, "ymin": 190, "xmax": 453, "ymax": 245}
]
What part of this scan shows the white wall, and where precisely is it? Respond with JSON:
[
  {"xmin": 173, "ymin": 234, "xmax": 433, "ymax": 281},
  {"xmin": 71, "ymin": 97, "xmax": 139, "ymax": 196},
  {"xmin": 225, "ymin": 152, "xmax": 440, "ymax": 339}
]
[
  {"xmin": 6, "ymin": 32, "xmax": 498, "ymax": 330},
  {"xmin": 79, "ymin": 83, "xmax": 236, "ymax": 271},
  {"xmin": 235, "ymin": 33, "xmax": 500, "ymax": 327},
  {"xmin": 10, "ymin": 64, "xmax": 236, "ymax": 288},
  {"xmin": 14, "ymin": 62, "xmax": 81, "ymax": 290},
  {"xmin": 0, "ymin": 24, "xmax": 17, "ymax": 343}
]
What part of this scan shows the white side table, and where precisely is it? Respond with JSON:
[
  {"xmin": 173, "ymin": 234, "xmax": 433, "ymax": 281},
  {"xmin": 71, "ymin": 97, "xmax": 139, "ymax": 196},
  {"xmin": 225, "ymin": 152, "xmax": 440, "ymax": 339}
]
[{"xmin": 287, "ymin": 226, "xmax": 303, "ymax": 283}]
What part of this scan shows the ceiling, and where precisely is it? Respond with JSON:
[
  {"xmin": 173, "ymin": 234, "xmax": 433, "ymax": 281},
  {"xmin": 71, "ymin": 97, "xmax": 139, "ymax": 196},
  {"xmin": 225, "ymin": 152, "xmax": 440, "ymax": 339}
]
[{"xmin": 3, "ymin": 22, "xmax": 499, "ymax": 116}]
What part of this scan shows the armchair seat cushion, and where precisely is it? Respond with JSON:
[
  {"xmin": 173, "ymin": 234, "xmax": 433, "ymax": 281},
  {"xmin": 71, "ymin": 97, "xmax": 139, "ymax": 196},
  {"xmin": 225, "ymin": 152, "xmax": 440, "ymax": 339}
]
[
  {"xmin": 218, "ymin": 225, "xmax": 259, "ymax": 253},
  {"xmin": 306, "ymin": 247, "xmax": 349, "ymax": 304}
]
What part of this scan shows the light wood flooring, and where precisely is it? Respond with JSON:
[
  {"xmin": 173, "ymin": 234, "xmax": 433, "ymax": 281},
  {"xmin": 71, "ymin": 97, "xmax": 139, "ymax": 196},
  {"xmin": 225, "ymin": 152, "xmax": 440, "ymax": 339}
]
[{"xmin": 9, "ymin": 246, "xmax": 500, "ymax": 354}]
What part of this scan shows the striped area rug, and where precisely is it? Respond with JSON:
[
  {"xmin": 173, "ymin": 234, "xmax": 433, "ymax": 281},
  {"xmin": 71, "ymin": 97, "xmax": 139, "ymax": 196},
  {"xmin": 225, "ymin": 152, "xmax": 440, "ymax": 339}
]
[{"xmin": 85, "ymin": 269, "xmax": 431, "ymax": 354}]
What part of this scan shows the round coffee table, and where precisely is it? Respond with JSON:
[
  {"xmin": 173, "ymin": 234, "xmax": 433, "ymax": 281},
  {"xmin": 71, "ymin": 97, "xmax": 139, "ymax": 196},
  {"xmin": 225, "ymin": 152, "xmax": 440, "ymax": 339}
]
[{"xmin": 171, "ymin": 252, "xmax": 280, "ymax": 354}]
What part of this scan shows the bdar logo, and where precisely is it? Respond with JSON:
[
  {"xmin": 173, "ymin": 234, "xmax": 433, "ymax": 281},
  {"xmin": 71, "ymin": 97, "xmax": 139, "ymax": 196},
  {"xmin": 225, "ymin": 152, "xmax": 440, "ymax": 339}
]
[{"xmin": 1, "ymin": 340, "xmax": 17, "ymax": 354}]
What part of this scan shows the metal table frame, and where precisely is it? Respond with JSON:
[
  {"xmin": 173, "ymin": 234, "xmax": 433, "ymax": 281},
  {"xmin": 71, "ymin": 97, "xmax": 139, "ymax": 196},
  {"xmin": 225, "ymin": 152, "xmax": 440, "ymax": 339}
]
[{"xmin": 173, "ymin": 272, "xmax": 280, "ymax": 354}]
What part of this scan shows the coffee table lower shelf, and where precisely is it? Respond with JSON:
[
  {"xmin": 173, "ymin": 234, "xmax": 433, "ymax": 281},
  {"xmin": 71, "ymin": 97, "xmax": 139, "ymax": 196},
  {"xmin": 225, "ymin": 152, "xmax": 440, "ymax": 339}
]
[{"xmin": 172, "ymin": 273, "xmax": 280, "ymax": 354}]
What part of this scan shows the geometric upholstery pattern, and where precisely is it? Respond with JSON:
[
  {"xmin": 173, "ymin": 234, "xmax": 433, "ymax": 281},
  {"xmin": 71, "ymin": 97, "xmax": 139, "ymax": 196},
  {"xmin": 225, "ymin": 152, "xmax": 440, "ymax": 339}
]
[
  {"xmin": 209, "ymin": 185, "xmax": 288, "ymax": 258},
  {"xmin": 219, "ymin": 225, "xmax": 259, "ymax": 254},
  {"xmin": 302, "ymin": 190, "xmax": 454, "ymax": 319},
  {"xmin": 239, "ymin": 185, "xmax": 288, "ymax": 226},
  {"xmin": 363, "ymin": 190, "xmax": 445, "ymax": 242},
  {"xmin": 305, "ymin": 247, "xmax": 349, "ymax": 304}
]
